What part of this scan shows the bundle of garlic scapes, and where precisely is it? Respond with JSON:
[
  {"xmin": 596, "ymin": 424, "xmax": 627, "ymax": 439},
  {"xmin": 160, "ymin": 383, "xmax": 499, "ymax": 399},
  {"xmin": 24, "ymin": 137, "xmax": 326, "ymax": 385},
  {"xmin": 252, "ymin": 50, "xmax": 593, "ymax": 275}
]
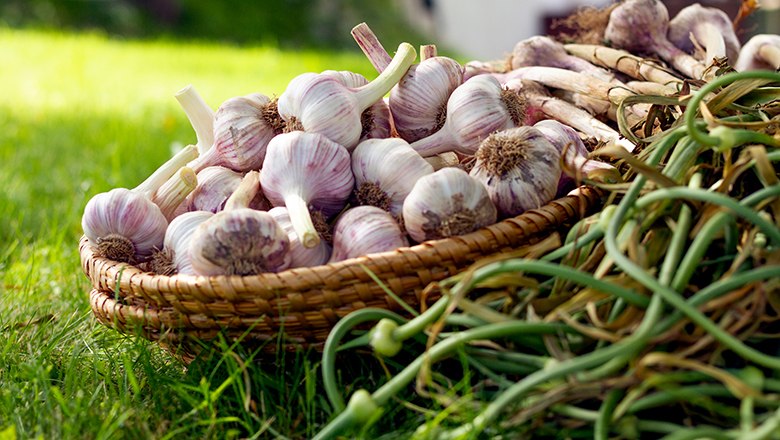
[{"xmin": 82, "ymin": 0, "xmax": 775, "ymax": 277}]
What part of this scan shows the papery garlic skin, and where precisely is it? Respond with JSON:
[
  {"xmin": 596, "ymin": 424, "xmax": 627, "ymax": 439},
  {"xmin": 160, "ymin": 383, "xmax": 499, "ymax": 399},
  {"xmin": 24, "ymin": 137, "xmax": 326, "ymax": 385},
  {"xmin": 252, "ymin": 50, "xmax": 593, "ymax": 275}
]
[
  {"xmin": 410, "ymin": 75, "xmax": 525, "ymax": 157},
  {"xmin": 329, "ymin": 206, "xmax": 409, "ymax": 262},
  {"xmin": 188, "ymin": 209, "xmax": 291, "ymax": 276},
  {"xmin": 390, "ymin": 56, "xmax": 464, "ymax": 143},
  {"xmin": 351, "ymin": 138, "xmax": 434, "ymax": 216},
  {"xmin": 260, "ymin": 131, "xmax": 354, "ymax": 249},
  {"xmin": 152, "ymin": 210, "xmax": 213, "ymax": 275},
  {"xmin": 469, "ymin": 126, "xmax": 561, "ymax": 218},
  {"xmin": 403, "ymin": 167, "xmax": 497, "ymax": 243},
  {"xmin": 82, "ymin": 188, "xmax": 168, "ymax": 263},
  {"xmin": 268, "ymin": 207, "xmax": 331, "ymax": 268},
  {"xmin": 277, "ymin": 43, "xmax": 416, "ymax": 150}
]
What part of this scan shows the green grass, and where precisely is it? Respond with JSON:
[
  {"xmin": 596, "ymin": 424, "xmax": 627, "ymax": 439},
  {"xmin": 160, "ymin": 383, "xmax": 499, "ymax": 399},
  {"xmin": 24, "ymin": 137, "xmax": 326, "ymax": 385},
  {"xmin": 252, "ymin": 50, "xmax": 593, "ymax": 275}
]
[{"xmin": 0, "ymin": 27, "xmax": 434, "ymax": 439}]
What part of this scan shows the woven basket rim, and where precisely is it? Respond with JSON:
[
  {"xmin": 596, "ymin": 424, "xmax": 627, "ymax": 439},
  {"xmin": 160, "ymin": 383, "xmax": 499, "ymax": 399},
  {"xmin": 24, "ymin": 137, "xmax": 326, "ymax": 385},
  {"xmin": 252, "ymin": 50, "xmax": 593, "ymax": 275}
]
[{"xmin": 80, "ymin": 186, "xmax": 602, "ymax": 295}]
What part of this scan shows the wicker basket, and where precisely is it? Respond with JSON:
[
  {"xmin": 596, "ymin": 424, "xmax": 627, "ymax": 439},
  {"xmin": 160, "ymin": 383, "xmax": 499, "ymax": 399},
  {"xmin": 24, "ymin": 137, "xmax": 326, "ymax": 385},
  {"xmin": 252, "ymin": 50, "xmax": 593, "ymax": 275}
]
[{"xmin": 80, "ymin": 187, "xmax": 602, "ymax": 359}]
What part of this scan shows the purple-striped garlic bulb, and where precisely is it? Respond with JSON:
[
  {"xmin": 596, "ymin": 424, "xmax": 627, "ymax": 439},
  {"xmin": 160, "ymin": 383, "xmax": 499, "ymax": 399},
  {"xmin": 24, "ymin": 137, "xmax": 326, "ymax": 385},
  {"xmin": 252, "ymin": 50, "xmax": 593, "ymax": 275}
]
[
  {"xmin": 268, "ymin": 206, "xmax": 332, "ymax": 268},
  {"xmin": 403, "ymin": 167, "xmax": 497, "ymax": 243},
  {"xmin": 329, "ymin": 206, "xmax": 409, "ymax": 262},
  {"xmin": 410, "ymin": 75, "xmax": 525, "ymax": 157},
  {"xmin": 468, "ymin": 126, "xmax": 561, "ymax": 218},
  {"xmin": 81, "ymin": 145, "xmax": 198, "ymax": 263},
  {"xmin": 532, "ymin": 120, "xmax": 621, "ymax": 196},
  {"xmin": 320, "ymin": 70, "xmax": 393, "ymax": 146},
  {"xmin": 276, "ymin": 42, "xmax": 415, "ymax": 150},
  {"xmin": 260, "ymin": 131, "xmax": 354, "ymax": 249},
  {"xmin": 184, "ymin": 166, "xmax": 270, "ymax": 213},
  {"xmin": 667, "ymin": 3, "xmax": 740, "ymax": 64},
  {"xmin": 189, "ymin": 171, "xmax": 291, "ymax": 276},
  {"xmin": 351, "ymin": 138, "xmax": 434, "ymax": 217},
  {"xmin": 150, "ymin": 210, "xmax": 213, "ymax": 276},
  {"xmin": 351, "ymin": 23, "xmax": 463, "ymax": 143},
  {"xmin": 188, "ymin": 93, "xmax": 284, "ymax": 172}
]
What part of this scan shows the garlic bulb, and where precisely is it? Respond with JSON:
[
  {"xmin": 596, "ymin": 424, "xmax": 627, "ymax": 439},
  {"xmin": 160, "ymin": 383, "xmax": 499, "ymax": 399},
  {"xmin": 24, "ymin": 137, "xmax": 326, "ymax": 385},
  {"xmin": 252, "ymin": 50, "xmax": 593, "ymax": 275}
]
[
  {"xmin": 277, "ymin": 42, "xmax": 416, "ymax": 150},
  {"xmin": 350, "ymin": 23, "xmax": 463, "ymax": 143},
  {"xmin": 329, "ymin": 206, "xmax": 409, "ymax": 262},
  {"xmin": 410, "ymin": 75, "xmax": 525, "ymax": 157},
  {"xmin": 260, "ymin": 131, "xmax": 354, "ymax": 249},
  {"xmin": 189, "ymin": 171, "xmax": 291, "ymax": 276},
  {"xmin": 150, "ymin": 210, "xmax": 213, "ymax": 276},
  {"xmin": 532, "ymin": 119, "xmax": 620, "ymax": 197},
  {"xmin": 175, "ymin": 85, "xmax": 215, "ymax": 155},
  {"xmin": 268, "ymin": 206, "xmax": 331, "ymax": 268},
  {"xmin": 188, "ymin": 93, "xmax": 283, "ymax": 173},
  {"xmin": 81, "ymin": 145, "xmax": 198, "ymax": 263},
  {"xmin": 403, "ymin": 167, "xmax": 497, "ymax": 243},
  {"xmin": 510, "ymin": 36, "xmax": 615, "ymax": 83},
  {"xmin": 667, "ymin": 3, "xmax": 740, "ymax": 64},
  {"xmin": 469, "ymin": 126, "xmax": 561, "ymax": 218},
  {"xmin": 320, "ymin": 70, "xmax": 393, "ymax": 144},
  {"xmin": 351, "ymin": 138, "xmax": 434, "ymax": 217},
  {"xmin": 604, "ymin": 0, "xmax": 708, "ymax": 79},
  {"xmin": 735, "ymin": 34, "xmax": 780, "ymax": 72}
]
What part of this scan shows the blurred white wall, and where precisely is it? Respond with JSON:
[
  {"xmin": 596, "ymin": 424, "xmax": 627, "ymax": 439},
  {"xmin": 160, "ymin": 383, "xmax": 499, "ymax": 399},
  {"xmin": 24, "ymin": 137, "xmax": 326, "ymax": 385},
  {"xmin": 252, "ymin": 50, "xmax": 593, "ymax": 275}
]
[{"xmin": 400, "ymin": 0, "xmax": 612, "ymax": 60}]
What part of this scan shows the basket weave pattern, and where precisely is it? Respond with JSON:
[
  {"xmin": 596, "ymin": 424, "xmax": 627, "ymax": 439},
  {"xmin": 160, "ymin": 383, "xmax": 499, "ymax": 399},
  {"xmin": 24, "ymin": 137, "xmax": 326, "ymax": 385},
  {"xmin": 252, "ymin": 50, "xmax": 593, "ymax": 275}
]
[{"xmin": 81, "ymin": 187, "xmax": 602, "ymax": 354}]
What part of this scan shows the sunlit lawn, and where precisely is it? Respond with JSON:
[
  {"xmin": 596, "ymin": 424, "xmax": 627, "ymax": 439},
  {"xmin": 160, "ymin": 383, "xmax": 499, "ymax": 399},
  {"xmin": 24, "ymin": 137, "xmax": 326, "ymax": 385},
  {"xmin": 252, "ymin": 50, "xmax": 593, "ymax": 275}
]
[{"xmin": 0, "ymin": 27, "xmax": 426, "ymax": 439}]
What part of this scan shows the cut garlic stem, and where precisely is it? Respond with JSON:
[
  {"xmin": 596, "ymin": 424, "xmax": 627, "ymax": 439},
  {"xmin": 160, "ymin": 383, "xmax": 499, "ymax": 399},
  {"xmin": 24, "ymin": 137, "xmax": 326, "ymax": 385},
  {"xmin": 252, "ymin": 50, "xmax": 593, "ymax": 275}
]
[
  {"xmin": 351, "ymin": 22, "xmax": 392, "ymax": 73},
  {"xmin": 223, "ymin": 170, "xmax": 261, "ymax": 211},
  {"xmin": 759, "ymin": 45, "xmax": 780, "ymax": 70},
  {"xmin": 564, "ymin": 44, "xmax": 683, "ymax": 86},
  {"xmin": 132, "ymin": 144, "xmax": 198, "ymax": 198},
  {"xmin": 285, "ymin": 192, "xmax": 319, "ymax": 249},
  {"xmin": 700, "ymin": 23, "xmax": 726, "ymax": 64},
  {"xmin": 152, "ymin": 166, "xmax": 197, "ymax": 221},
  {"xmin": 175, "ymin": 85, "xmax": 215, "ymax": 154},
  {"xmin": 420, "ymin": 44, "xmax": 437, "ymax": 61},
  {"xmin": 736, "ymin": 35, "xmax": 780, "ymax": 71},
  {"xmin": 353, "ymin": 42, "xmax": 416, "ymax": 111}
]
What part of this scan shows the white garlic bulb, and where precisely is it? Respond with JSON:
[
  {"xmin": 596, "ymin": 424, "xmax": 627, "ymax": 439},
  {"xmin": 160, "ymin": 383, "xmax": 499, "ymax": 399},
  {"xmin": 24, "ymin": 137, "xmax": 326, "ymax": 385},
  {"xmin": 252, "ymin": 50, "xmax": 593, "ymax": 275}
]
[
  {"xmin": 403, "ymin": 167, "xmax": 497, "ymax": 243},
  {"xmin": 351, "ymin": 138, "xmax": 434, "ymax": 217},
  {"xmin": 667, "ymin": 3, "xmax": 740, "ymax": 64},
  {"xmin": 150, "ymin": 210, "xmax": 213, "ymax": 275},
  {"xmin": 189, "ymin": 171, "xmax": 291, "ymax": 276},
  {"xmin": 735, "ymin": 34, "xmax": 780, "ymax": 72},
  {"xmin": 329, "ymin": 206, "xmax": 409, "ymax": 262},
  {"xmin": 268, "ymin": 206, "xmax": 331, "ymax": 268},
  {"xmin": 468, "ymin": 126, "xmax": 561, "ymax": 218}
]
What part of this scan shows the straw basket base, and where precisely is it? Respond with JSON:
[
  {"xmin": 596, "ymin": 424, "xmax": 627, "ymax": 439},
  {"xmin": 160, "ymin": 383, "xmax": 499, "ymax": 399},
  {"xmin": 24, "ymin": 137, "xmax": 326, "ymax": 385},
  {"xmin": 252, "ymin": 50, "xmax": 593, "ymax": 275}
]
[{"xmin": 81, "ymin": 187, "xmax": 603, "ymax": 360}]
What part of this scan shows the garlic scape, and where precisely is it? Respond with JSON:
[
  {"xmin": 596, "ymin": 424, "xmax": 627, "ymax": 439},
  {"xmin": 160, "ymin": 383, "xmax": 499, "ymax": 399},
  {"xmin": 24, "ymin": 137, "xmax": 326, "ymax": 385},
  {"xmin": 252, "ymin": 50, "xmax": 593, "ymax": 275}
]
[
  {"xmin": 175, "ymin": 85, "xmax": 215, "ymax": 155},
  {"xmin": 81, "ymin": 145, "xmax": 198, "ymax": 264},
  {"xmin": 410, "ymin": 75, "xmax": 525, "ymax": 157},
  {"xmin": 260, "ymin": 131, "xmax": 354, "ymax": 249},
  {"xmin": 468, "ymin": 126, "xmax": 561, "ymax": 218},
  {"xmin": 351, "ymin": 138, "xmax": 434, "ymax": 217},
  {"xmin": 268, "ymin": 207, "xmax": 332, "ymax": 268},
  {"xmin": 188, "ymin": 171, "xmax": 291, "ymax": 276},
  {"xmin": 403, "ymin": 167, "xmax": 497, "ymax": 243},
  {"xmin": 329, "ymin": 206, "xmax": 409, "ymax": 263},
  {"xmin": 604, "ymin": 0, "xmax": 709, "ymax": 80},
  {"xmin": 532, "ymin": 120, "xmax": 621, "ymax": 196},
  {"xmin": 667, "ymin": 3, "xmax": 740, "ymax": 65},
  {"xmin": 277, "ymin": 42, "xmax": 416, "ymax": 150},
  {"xmin": 188, "ymin": 93, "xmax": 283, "ymax": 172},
  {"xmin": 351, "ymin": 22, "xmax": 464, "ymax": 143},
  {"xmin": 736, "ymin": 35, "xmax": 780, "ymax": 72}
]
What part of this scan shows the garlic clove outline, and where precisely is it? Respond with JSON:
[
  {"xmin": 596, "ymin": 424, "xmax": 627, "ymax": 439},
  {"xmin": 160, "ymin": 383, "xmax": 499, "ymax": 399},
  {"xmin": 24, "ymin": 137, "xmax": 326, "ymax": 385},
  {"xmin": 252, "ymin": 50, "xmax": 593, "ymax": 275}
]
[
  {"xmin": 402, "ymin": 167, "xmax": 497, "ymax": 243},
  {"xmin": 329, "ymin": 206, "xmax": 409, "ymax": 262}
]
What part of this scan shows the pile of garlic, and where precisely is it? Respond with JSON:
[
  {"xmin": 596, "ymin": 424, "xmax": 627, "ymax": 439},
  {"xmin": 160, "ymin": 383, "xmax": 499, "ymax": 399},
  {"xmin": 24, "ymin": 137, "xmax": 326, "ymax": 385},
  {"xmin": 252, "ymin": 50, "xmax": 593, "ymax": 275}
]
[{"xmin": 86, "ymin": 0, "xmax": 773, "ymax": 277}]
